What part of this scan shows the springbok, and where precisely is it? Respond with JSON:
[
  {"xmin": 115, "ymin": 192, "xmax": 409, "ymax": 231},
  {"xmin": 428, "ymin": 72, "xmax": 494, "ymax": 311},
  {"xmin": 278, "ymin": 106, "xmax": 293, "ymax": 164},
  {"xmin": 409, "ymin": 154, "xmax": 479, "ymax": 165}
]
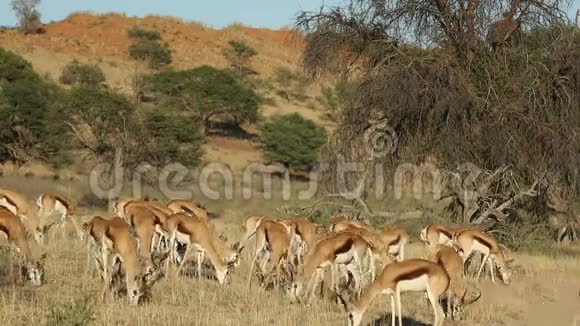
[
  {"xmin": 36, "ymin": 192, "xmax": 83, "ymax": 240},
  {"xmin": 0, "ymin": 207, "xmax": 46, "ymax": 286}
]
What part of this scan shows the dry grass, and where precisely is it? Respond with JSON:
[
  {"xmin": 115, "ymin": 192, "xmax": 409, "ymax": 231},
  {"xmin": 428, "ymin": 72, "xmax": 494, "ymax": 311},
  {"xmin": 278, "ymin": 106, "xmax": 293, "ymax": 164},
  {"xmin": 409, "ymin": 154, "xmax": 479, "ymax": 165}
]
[{"xmin": 1, "ymin": 176, "xmax": 579, "ymax": 326}]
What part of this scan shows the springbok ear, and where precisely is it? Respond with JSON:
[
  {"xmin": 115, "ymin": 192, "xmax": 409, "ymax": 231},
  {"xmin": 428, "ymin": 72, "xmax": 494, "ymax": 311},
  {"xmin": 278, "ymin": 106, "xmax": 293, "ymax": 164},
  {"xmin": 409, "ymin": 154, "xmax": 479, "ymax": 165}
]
[{"xmin": 39, "ymin": 253, "xmax": 48, "ymax": 261}]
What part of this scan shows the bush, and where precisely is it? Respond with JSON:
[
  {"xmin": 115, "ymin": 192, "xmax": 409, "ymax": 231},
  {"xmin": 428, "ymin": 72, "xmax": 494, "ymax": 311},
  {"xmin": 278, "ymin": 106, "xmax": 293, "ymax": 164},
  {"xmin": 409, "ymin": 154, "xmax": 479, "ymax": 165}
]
[
  {"xmin": 0, "ymin": 48, "xmax": 69, "ymax": 165},
  {"xmin": 59, "ymin": 60, "xmax": 105, "ymax": 87},
  {"xmin": 143, "ymin": 110, "xmax": 205, "ymax": 166},
  {"xmin": 45, "ymin": 294, "xmax": 95, "ymax": 326},
  {"xmin": 0, "ymin": 47, "xmax": 38, "ymax": 82},
  {"xmin": 0, "ymin": 78, "xmax": 47, "ymax": 162},
  {"xmin": 127, "ymin": 26, "xmax": 161, "ymax": 41},
  {"xmin": 78, "ymin": 192, "xmax": 108, "ymax": 209},
  {"xmin": 257, "ymin": 113, "xmax": 327, "ymax": 171},
  {"xmin": 129, "ymin": 40, "xmax": 172, "ymax": 68},
  {"xmin": 272, "ymin": 67, "xmax": 311, "ymax": 103}
]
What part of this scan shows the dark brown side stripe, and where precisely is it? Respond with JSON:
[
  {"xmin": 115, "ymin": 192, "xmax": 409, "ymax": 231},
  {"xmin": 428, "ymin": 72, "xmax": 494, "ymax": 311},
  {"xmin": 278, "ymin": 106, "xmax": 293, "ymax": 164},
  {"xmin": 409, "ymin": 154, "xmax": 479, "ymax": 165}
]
[
  {"xmin": 53, "ymin": 195, "xmax": 70, "ymax": 210},
  {"xmin": 1, "ymin": 195, "xmax": 18, "ymax": 209},
  {"xmin": 472, "ymin": 234, "xmax": 493, "ymax": 249},
  {"xmin": 394, "ymin": 266, "xmax": 431, "ymax": 283},
  {"xmin": 334, "ymin": 237, "xmax": 355, "ymax": 256},
  {"xmin": 438, "ymin": 227, "xmax": 452, "ymax": 238},
  {"xmin": 0, "ymin": 224, "xmax": 9, "ymax": 236},
  {"xmin": 386, "ymin": 235, "xmax": 401, "ymax": 247},
  {"xmin": 179, "ymin": 204, "xmax": 194, "ymax": 214}
]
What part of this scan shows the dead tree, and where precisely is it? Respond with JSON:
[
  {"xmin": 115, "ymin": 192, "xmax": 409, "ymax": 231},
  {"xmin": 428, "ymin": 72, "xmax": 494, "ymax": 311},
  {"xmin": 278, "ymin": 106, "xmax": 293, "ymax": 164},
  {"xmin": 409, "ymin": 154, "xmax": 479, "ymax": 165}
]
[{"xmin": 448, "ymin": 165, "xmax": 539, "ymax": 228}]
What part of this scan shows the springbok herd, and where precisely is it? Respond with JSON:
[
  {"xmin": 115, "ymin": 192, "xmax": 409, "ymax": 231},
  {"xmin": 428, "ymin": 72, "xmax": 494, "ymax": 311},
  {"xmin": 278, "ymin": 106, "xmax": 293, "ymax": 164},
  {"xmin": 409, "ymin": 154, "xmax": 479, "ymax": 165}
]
[{"xmin": 0, "ymin": 187, "xmax": 515, "ymax": 326}]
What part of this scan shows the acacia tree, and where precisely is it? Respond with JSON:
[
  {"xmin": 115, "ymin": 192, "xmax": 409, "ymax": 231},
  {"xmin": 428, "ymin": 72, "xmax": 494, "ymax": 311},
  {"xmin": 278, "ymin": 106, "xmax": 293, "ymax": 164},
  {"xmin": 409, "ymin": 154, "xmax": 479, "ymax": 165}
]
[
  {"xmin": 143, "ymin": 65, "xmax": 260, "ymax": 133},
  {"xmin": 10, "ymin": 0, "xmax": 43, "ymax": 34},
  {"xmin": 222, "ymin": 40, "xmax": 258, "ymax": 78}
]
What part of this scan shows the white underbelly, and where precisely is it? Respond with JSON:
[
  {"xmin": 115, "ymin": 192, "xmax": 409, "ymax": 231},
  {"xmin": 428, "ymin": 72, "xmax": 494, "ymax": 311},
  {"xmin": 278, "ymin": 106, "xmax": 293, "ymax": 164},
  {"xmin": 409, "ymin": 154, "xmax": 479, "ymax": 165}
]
[
  {"xmin": 175, "ymin": 230, "xmax": 190, "ymax": 245},
  {"xmin": 53, "ymin": 201, "xmax": 68, "ymax": 216},
  {"xmin": 335, "ymin": 247, "xmax": 356, "ymax": 264},
  {"xmin": 0, "ymin": 199, "xmax": 18, "ymax": 215},
  {"xmin": 388, "ymin": 243, "xmax": 401, "ymax": 254},
  {"xmin": 438, "ymin": 233, "xmax": 451, "ymax": 244},
  {"xmin": 471, "ymin": 240, "xmax": 490, "ymax": 255},
  {"xmin": 398, "ymin": 274, "xmax": 429, "ymax": 292}
]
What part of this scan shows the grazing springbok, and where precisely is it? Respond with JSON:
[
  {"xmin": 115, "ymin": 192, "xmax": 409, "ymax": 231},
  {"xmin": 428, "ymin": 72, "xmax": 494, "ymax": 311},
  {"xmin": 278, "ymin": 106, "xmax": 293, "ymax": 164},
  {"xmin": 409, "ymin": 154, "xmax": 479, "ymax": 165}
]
[
  {"xmin": 339, "ymin": 259, "xmax": 450, "ymax": 326},
  {"xmin": 453, "ymin": 228, "xmax": 512, "ymax": 284},
  {"xmin": 84, "ymin": 216, "xmax": 166, "ymax": 305},
  {"xmin": 0, "ymin": 188, "xmax": 46, "ymax": 243},
  {"xmin": 0, "ymin": 207, "xmax": 46, "ymax": 286},
  {"xmin": 36, "ymin": 192, "xmax": 83, "ymax": 240}
]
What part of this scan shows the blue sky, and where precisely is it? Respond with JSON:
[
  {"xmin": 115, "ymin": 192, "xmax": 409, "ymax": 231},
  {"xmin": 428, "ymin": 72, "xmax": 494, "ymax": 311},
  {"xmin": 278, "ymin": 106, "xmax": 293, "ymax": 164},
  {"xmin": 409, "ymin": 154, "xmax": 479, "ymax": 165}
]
[
  {"xmin": 0, "ymin": 0, "xmax": 578, "ymax": 28},
  {"xmin": 0, "ymin": 0, "xmax": 343, "ymax": 28}
]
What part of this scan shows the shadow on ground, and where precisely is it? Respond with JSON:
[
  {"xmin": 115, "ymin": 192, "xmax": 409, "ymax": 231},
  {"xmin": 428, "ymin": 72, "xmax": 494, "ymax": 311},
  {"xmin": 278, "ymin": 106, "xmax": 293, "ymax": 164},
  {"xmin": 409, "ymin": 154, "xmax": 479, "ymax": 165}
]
[{"xmin": 370, "ymin": 315, "xmax": 430, "ymax": 326}]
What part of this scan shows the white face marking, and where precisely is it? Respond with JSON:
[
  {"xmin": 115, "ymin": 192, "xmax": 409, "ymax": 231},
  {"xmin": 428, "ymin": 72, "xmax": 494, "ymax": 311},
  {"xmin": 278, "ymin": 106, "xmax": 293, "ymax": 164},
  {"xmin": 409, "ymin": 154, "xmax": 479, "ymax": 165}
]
[
  {"xmin": 127, "ymin": 283, "xmax": 143, "ymax": 305},
  {"xmin": 25, "ymin": 262, "xmax": 44, "ymax": 287},
  {"xmin": 348, "ymin": 311, "xmax": 363, "ymax": 326}
]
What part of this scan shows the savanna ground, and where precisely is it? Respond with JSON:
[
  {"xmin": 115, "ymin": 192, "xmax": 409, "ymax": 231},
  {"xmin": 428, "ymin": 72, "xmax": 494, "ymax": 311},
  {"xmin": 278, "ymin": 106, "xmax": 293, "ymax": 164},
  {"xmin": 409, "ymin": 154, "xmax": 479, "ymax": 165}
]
[{"xmin": 0, "ymin": 174, "xmax": 579, "ymax": 326}]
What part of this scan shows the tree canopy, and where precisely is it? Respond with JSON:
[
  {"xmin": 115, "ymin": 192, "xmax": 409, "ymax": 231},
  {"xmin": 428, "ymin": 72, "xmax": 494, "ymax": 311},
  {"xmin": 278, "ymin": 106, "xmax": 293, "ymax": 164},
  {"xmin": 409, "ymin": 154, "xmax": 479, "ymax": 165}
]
[
  {"xmin": 144, "ymin": 65, "xmax": 260, "ymax": 131},
  {"xmin": 257, "ymin": 113, "xmax": 327, "ymax": 171}
]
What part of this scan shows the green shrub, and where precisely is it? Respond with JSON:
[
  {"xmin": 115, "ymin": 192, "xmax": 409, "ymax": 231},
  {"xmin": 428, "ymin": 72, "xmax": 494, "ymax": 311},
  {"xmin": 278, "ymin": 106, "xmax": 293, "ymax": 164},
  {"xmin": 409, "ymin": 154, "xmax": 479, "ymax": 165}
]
[
  {"xmin": 143, "ymin": 110, "xmax": 205, "ymax": 166},
  {"xmin": 257, "ymin": 113, "xmax": 327, "ymax": 171},
  {"xmin": 127, "ymin": 26, "xmax": 161, "ymax": 41},
  {"xmin": 0, "ymin": 78, "xmax": 47, "ymax": 162},
  {"xmin": 59, "ymin": 60, "xmax": 105, "ymax": 87},
  {"xmin": 272, "ymin": 67, "xmax": 311, "ymax": 103},
  {"xmin": 78, "ymin": 192, "xmax": 108, "ymax": 209},
  {"xmin": 0, "ymin": 48, "xmax": 69, "ymax": 165},
  {"xmin": 0, "ymin": 47, "xmax": 38, "ymax": 82},
  {"xmin": 129, "ymin": 40, "xmax": 172, "ymax": 68},
  {"xmin": 45, "ymin": 294, "xmax": 95, "ymax": 326}
]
